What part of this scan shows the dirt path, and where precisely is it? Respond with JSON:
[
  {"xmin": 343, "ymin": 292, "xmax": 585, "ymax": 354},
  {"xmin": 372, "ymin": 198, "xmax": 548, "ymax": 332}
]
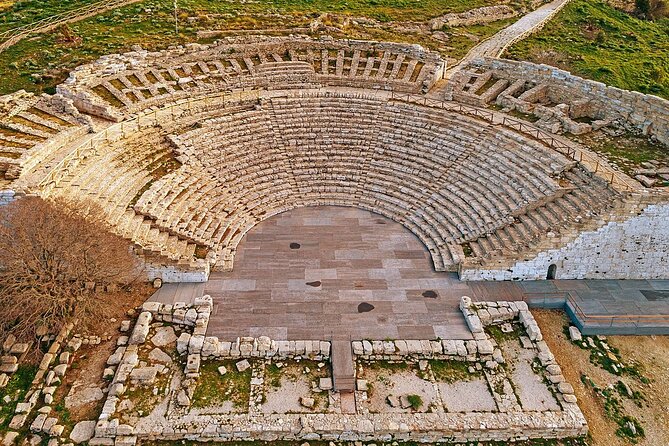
[
  {"xmin": 444, "ymin": 0, "xmax": 572, "ymax": 77},
  {"xmin": 534, "ymin": 309, "xmax": 669, "ymax": 446}
]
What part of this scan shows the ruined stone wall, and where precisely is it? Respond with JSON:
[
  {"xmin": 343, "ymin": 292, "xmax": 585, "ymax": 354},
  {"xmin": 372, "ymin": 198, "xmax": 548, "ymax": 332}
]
[
  {"xmin": 429, "ymin": 5, "xmax": 517, "ymax": 29},
  {"xmin": 460, "ymin": 200, "xmax": 669, "ymax": 280},
  {"xmin": 470, "ymin": 58, "xmax": 669, "ymax": 146}
]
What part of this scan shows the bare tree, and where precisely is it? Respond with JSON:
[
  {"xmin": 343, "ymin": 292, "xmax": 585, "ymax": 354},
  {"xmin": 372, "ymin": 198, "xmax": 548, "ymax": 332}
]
[{"xmin": 0, "ymin": 196, "xmax": 143, "ymax": 342}]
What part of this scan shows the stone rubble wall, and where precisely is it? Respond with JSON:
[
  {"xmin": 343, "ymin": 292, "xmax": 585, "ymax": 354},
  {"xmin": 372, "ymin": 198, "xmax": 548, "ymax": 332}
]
[
  {"xmin": 469, "ymin": 58, "xmax": 669, "ymax": 146},
  {"xmin": 140, "ymin": 298, "xmax": 331, "ymax": 365},
  {"xmin": 460, "ymin": 297, "xmax": 579, "ymax": 405},
  {"xmin": 429, "ymin": 5, "xmax": 518, "ymax": 29},
  {"xmin": 57, "ymin": 36, "xmax": 446, "ymax": 121},
  {"xmin": 2, "ymin": 323, "xmax": 100, "ymax": 444},
  {"xmin": 460, "ymin": 200, "xmax": 669, "ymax": 280},
  {"xmin": 95, "ymin": 297, "xmax": 586, "ymax": 444}
]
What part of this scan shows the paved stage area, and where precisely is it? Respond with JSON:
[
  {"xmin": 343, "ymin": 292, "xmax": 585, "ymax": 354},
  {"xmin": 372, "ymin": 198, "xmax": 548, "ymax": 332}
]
[
  {"xmin": 204, "ymin": 206, "xmax": 473, "ymax": 341},
  {"xmin": 149, "ymin": 206, "xmax": 669, "ymax": 338}
]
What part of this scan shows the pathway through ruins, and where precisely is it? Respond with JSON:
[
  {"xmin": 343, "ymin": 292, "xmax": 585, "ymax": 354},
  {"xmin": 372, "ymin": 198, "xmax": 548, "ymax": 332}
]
[{"xmin": 443, "ymin": 0, "xmax": 573, "ymax": 77}]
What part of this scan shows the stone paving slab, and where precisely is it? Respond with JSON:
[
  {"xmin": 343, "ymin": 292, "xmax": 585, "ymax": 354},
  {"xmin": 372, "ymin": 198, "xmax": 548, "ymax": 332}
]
[
  {"xmin": 204, "ymin": 207, "xmax": 473, "ymax": 341},
  {"xmin": 148, "ymin": 206, "xmax": 669, "ymax": 337}
]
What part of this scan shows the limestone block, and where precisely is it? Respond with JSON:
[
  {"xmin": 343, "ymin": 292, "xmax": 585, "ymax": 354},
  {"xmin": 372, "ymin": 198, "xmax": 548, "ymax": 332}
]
[
  {"xmin": 442, "ymin": 340, "xmax": 457, "ymax": 355},
  {"xmin": 129, "ymin": 367, "xmax": 158, "ymax": 385},
  {"xmin": 459, "ymin": 296, "xmax": 472, "ymax": 311},
  {"xmin": 107, "ymin": 347, "xmax": 126, "ymax": 366},
  {"xmin": 30, "ymin": 413, "xmax": 47, "ymax": 432},
  {"xmin": 2, "ymin": 431, "xmax": 19, "ymax": 446},
  {"xmin": 319, "ymin": 377, "xmax": 333, "ymax": 391},
  {"xmin": 186, "ymin": 354, "xmax": 201, "ymax": 373},
  {"xmin": 176, "ymin": 333, "xmax": 191, "ymax": 355},
  {"xmin": 568, "ymin": 326, "xmax": 582, "ymax": 341},
  {"xmin": 188, "ymin": 335, "xmax": 204, "ymax": 354},
  {"xmin": 476, "ymin": 339, "xmax": 494, "ymax": 355},
  {"xmin": 150, "ymin": 327, "xmax": 177, "ymax": 347},
  {"xmin": 201, "ymin": 337, "xmax": 219, "ymax": 357},
  {"xmin": 141, "ymin": 302, "xmax": 161, "ymax": 314},
  {"xmin": 235, "ymin": 359, "xmax": 250, "ymax": 372},
  {"xmin": 53, "ymin": 364, "xmax": 67, "ymax": 377},
  {"xmin": 128, "ymin": 312, "xmax": 151, "ymax": 345},
  {"xmin": 184, "ymin": 308, "xmax": 198, "ymax": 325},
  {"xmin": 8, "ymin": 414, "xmax": 27, "ymax": 430},
  {"xmin": 70, "ymin": 421, "xmax": 97, "ymax": 444}
]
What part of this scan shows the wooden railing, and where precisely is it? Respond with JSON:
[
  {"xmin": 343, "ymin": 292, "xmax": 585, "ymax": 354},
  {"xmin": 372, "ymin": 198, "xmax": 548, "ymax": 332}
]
[{"xmin": 390, "ymin": 91, "xmax": 639, "ymax": 192}]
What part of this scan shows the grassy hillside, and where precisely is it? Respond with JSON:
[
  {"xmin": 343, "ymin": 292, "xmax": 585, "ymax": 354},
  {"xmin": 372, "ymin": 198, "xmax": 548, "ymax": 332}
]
[
  {"xmin": 506, "ymin": 0, "xmax": 669, "ymax": 99},
  {"xmin": 0, "ymin": 0, "xmax": 506, "ymax": 95}
]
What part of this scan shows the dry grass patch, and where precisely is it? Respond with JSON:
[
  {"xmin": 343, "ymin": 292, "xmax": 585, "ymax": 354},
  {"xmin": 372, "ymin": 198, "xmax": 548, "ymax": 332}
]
[{"xmin": 191, "ymin": 360, "xmax": 251, "ymax": 410}]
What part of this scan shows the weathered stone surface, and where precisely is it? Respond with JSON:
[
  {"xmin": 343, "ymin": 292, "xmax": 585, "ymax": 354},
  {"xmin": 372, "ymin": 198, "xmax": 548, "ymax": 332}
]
[
  {"xmin": 150, "ymin": 327, "xmax": 177, "ymax": 347},
  {"xmin": 569, "ymin": 326, "xmax": 582, "ymax": 342},
  {"xmin": 65, "ymin": 386, "xmax": 104, "ymax": 409},
  {"xmin": 70, "ymin": 421, "xmax": 96, "ymax": 444},
  {"xmin": 235, "ymin": 359, "xmax": 251, "ymax": 372},
  {"xmin": 148, "ymin": 348, "xmax": 172, "ymax": 364},
  {"xmin": 319, "ymin": 377, "xmax": 333, "ymax": 391},
  {"xmin": 129, "ymin": 367, "xmax": 158, "ymax": 385}
]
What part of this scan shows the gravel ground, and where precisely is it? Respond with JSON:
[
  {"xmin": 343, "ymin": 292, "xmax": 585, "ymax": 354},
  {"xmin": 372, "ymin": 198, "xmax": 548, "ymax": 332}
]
[
  {"xmin": 534, "ymin": 309, "xmax": 669, "ymax": 446},
  {"xmin": 261, "ymin": 375, "xmax": 322, "ymax": 414},
  {"xmin": 503, "ymin": 341, "xmax": 560, "ymax": 411},
  {"xmin": 361, "ymin": 368, "xmax": 436, "ymax": 413},
  {"xmin": 439, "ymin": 378, "xmax": 497, "ymax": 412}
]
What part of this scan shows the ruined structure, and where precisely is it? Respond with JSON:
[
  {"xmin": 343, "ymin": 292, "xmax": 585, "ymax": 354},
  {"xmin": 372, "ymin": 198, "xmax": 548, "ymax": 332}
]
[{"xmin": 0, "ymin": 36, "xmax": 667, "ymax": 282}]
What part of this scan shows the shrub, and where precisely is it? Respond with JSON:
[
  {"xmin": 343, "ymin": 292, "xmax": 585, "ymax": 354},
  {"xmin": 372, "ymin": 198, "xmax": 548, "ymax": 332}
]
[{"xmin": 0, "ymin": 196, "xmax": 142, "ymax": 343}]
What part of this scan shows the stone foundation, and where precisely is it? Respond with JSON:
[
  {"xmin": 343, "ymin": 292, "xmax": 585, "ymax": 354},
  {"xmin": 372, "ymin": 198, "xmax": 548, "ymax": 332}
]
[
  {"xmin": 460, "ymin": 201, "xmax": 669, "ymax": 280},
  {"xmin": 465, "ymin": 58, "xmax": 669, "ymax": 146}
]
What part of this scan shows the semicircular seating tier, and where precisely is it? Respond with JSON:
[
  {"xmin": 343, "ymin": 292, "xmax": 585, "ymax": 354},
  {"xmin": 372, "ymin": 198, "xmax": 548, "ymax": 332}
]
[
  {"xmin": 57, "ymin": 36, "xmax": 446, "ymax": 121},
  {"xmin": 47, "ymin": 88, "xmax": 620, "ymax": 272}
]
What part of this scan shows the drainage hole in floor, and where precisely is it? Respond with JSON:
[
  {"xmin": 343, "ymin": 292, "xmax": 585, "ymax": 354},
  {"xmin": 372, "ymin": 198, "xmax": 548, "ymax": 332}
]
[{"xmin": 358, "ymin": 302, "xmax": 375, "ymax": 313}]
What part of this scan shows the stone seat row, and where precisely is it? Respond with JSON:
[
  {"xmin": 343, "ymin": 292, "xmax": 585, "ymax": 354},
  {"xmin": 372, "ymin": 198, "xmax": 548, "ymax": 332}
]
[
  {"xmin": 51, "ymin": 129, "xmax": 202, "ymax": 265},
  {"xmin": 464, "ymin": 166, "xmax": 620, "ymax": 263},
  {"xmin": 128, "ymin": 95, "xmax": 573, "ymax": 269},
  {"xmin": 75, "ymin": 44, "xmax": 436, "ymax": 118},
  {"xmin": 0, "ymin": 97, "xmax": 82, "ymax": 179},
  {"xmin": 449, "ymin": 69, "xmax": 606, "ymax": 136},
  {"xmin": 140, "ymin": 129, "xmax": 552, "ymax": 247}
]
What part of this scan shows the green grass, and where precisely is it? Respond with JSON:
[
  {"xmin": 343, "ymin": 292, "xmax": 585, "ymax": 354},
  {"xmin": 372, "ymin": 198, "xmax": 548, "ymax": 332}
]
[
  {"xmin": 581, "ymin": 374, "xmax": 645, "ymax": 442},
  {"xmin": 0, "ymin": 0, "xmax": 503, "ymax": 95},
  {"xmin": 485, "ymin": 323, "xmax": 521, "ymax": 344},
  {"xmin": 0, "ymin": 365, "xmax": 36, "ymax": 433},
  {"xmin": 429, "ymin": 359, "xmax": 479, "ymax": 383},
  {"xmin": 573, "ymin": 131, "xmax": 669, "ymax": 176},
  {"xmin": 0, "ymin": 0, "xmax": 495, "ymax": 33},
  {"xmin": 406, "ymin": 393, "xmax": 423, "ymax": 410},
  {"xmin": 191, "ymin": 360, "xmax": 251, "ymax": 410},
  {"xmin": 507, "ymin": 0, "xmax": 669, "ymax": 99}
]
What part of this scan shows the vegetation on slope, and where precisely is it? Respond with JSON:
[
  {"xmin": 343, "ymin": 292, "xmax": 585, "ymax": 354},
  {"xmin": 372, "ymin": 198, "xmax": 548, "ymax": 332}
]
[
  {"xmin": 0, "ymin": 0, "xmax": 493, "ymax": 31},
  {"xmin": 506, "ymin": 0, "xmax": 669, "ymax": 99},
  {"xmin": 0, "ymin": 0, "xmax": 510, "ymax": 95}
]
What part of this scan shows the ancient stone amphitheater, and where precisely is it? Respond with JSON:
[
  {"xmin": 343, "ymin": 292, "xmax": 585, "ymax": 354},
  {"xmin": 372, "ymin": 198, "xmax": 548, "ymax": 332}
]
[{"xmin": 1, "ymin": 36, "xmax": 668, "ymax": 282}]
